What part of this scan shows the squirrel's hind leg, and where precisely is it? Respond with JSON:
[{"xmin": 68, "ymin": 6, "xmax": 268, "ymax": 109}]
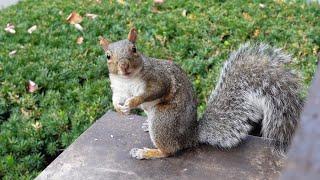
[{"xmin": 130, "ymin": 148, "xmax": 169, "ymax": 160}]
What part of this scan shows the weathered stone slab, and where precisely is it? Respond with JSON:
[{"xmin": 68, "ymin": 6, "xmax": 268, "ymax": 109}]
[
  {"xmin": 36, "ymin": 111, "xmax": 284, "ymax": 180},
  {"xmin": 280, "ymin": 65, "xmax": 320, "ymax": 180}
]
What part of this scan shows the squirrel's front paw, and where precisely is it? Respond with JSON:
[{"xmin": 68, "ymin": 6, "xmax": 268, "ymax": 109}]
[{"xmin": 118, "ymin": 101, "xmax": 131, "ymax": 115}]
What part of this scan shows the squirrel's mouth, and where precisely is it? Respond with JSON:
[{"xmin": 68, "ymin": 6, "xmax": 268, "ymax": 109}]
[
  {"xmin": 123, "ymin": 72, "xmax": 131, "ymax": 76},
  {"xmin": 119, "ymin": 66, "xmax": 142, "ymax": 78},
  {"xmin": 119, "ymin": 70, "xmax": 133, "ymax": 77}
]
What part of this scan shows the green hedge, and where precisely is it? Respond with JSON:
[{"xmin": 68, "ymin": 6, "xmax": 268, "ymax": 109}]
[{"xmin": 0, "ymin": 0, "xmax": 319, "ymax": 179}]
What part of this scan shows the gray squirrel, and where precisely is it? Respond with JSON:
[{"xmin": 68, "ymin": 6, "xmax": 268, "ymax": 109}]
[{"xmin": 100, "ymin": 28, "xmax": 302, "ymax": 159}]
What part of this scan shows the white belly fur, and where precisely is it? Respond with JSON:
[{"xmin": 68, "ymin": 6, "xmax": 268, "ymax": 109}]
[{"xmin": 109, "ymin": 74, "xmax": 159, "ymax": 112}]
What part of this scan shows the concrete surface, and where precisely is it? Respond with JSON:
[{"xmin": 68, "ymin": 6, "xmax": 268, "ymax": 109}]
[
  {"xmin": 281, "ymin": 64, "xmax": 320, "ymax": 179},
  {"xmin": 36, "ymin": 111, "xmax": 284, "ymax": 180},
  {"xmin": 0, "ymin": 0, "xmax": 19, "ymax": 9}
]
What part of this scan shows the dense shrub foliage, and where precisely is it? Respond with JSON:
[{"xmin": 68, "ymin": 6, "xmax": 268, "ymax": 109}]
[{"xmin": 0, "ymin": 0, "xmax": 319, "ymax": 179}]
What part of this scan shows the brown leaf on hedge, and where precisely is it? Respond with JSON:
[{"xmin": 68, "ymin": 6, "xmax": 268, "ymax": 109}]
[
  {"xmin": 32, "ymin": 121, "xmax": 42, "ymax": 131},
  {"xmin": 182, "ymin": 10, "xmax": 187, "ymax": 17},
  {"xmin": 242, "ymin": 12, "xmax": 252, "ymax": 21},
  {"xmin": 9, "ymin": 50, "xmax": 17, "ymax": 57},
  {"xmin": 154, "ymin": 0, "xmax": 165, "ymax": 4},
  {"xmin": 151, "ymin": 7, "xmax": 160, "ymax": 13},
  {"xmin": 85, "ymin": 13, "xmax": 98, "ymax": 20},
  {"xmin": 66, "ymin": 12, "xmax": 83, "ymax": 24},
  {"xmin": 77, "ymin": 36, "xmax": 84, "ymax": 44},
  {"xmin": 259, "ymin": 3, "xmax": 266, "ymax": 8},
  {"xmin": 117, "ymin": 0, "xmax": 125, "ymax": 5},
  {"xmin": 4, "ymin": 23, "xmax": 15, "ymax": 34},
  {"xmin": 27, "ymin": 25, "xmax": 37, "ymax": 34},
  {"xmin": 74, "ymin": 23, "xmax": 83, "ymax": 31},
  {"xmin": 253, "ymin": 29, "xmax": 260, "ymax": 38},
  {"xmin": 28, "ymin": 80, "xmax": 38, "ymax": 93},
  {"xmin": 21, "ymin": 108, "xmax": 31, "ymax": 117}
]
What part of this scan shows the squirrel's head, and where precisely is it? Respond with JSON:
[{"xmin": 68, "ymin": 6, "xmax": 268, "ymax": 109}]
[{"xmin": 100, "ymin": 28, "xmax": 143, "ymax": 77}]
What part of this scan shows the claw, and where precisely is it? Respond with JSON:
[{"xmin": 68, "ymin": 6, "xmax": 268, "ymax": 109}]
[{"xmin": 118, "ymin": 101, "xmax": 130, "ymax": 115}]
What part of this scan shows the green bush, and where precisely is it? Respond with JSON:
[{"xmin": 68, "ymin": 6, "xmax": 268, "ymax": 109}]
[{"xmin": 0, "ymin": 0, "xmax": 319, "ymax": 179}]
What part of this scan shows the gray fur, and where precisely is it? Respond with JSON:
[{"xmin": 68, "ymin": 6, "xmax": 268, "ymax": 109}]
[
  {"xmin": 105, "ymin": 37, "xmax": 198, "ymax": 156},
  {"xmin": 138, "ymin": 56, "xmax": 199, "ymax": 153},
  {"xmin": 199, "ymin": 43, "xmax": 303, "ymax": 154},
  {"xmin": 104, "ymin": 30, "xmax": 302, "ymax": 157}
]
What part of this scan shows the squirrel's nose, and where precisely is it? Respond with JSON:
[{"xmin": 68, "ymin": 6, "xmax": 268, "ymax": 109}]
[{"xmin": 119, "ymin": 62, "xmax": 129, "ymax": 72}]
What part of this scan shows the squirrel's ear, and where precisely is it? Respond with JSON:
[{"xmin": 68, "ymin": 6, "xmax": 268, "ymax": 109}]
[
  {"xmin": 128, "ymin": 28, "xmax": 137, "ymax": 43},
  {"xmin": 99, "ymin": 36, "xmax": 109, "ymax": 51}
]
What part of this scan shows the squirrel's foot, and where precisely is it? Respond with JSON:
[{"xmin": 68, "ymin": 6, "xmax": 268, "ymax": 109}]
[
  {"xmin": 118, "ymin": 102, "xmax": 130, "ymax": 115},
  {"xmin": 114, "ymin": 106, "xmax": 127, "ymax": 115},
  {"xmin": 130, "ymin": 148, "xmax": 169, "ymax": 160},
  {"xmin": 141, "ymin": 122, "xmax": 149, "ymax": 132}
]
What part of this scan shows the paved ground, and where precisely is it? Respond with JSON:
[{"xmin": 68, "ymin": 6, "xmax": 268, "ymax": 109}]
[
  {"xmin": 0, "ymin": 0, "xmax": 19, "ymax": 9},
  {"xmin": 36, "ymin": 111, "xmax": 284, "ymax": 180}
]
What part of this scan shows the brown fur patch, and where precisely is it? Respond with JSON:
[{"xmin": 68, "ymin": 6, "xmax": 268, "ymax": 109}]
[
  {"xmin": 156, "ymin": 102, "xmax": 175, "ymax": 111},
  {"xmin": 108, "ymin": 61, "xmax": 118, "ymax": 74},
  {"xmin": 128, "ymin": 96, "xmax": 144, "ymax": 108},
  {"xmin": 143, "ymin": 148, "xmax": 169, "ymax": 159}
]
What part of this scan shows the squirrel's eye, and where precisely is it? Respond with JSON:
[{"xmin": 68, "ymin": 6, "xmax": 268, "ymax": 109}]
[
  {"xmin": 132, "ymin": 46, "xmax": 137, "ymax": 53},
  {"xmin": 106, "ymin": 51, "xmax": 111, "ymax": 60}
]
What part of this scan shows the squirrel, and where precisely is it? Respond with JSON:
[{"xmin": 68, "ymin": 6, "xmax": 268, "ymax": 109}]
[
  {"xmin": 100, "ymin": 28, "xmax": 302, "ymax": 159},
  {"xmin": 100, "ymin": 28, "xmax": 198, "ymax": 159}
]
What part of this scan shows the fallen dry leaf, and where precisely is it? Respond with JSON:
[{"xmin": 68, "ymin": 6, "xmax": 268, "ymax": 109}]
[
  {"xmin": 187, "ymin": 14, "xmax": 196, "ymax": 20},
  {"xmin": 275, "ymin": 0, "xmax": 285, "ymax": 4},
  {"xmin": 21, "ymin": 108, "xmax": 31, "ymax": 117},
  {"xmin": 242, "ymin": 12, "xmax": 252, "ymax": 21},
  {"xmin": 32, "ymin": 121, "xmax": 42, "ymax": 131},
  {"xmin": 259, "ymin": 3, "xmax": 266, "ymax": 8},
  {"xmin": 151, "ymin": 7, "xmax": 160, "ymax": 13},
  {"xmin": 77, "ymin": 36, "xmax": 84, "ymax": 44},
  {"xmin": 4, "ymin": 23, "xmax": 16, "ymax": 34},
  {"xmin": 9, "ymin": 50, "xmax": 17, "ymax": 57},
  {"xmin": 154, "ymin": 0, "xmax": 164, "ymax": 4},
  {"xmin": 74, "ymin": 23, "xmax": 83, "ymax": 31},
  {"xmin": 155, "ymin": 35, "xmax": 166, "ymax": 45},
  {"xmin": 117, "ymin": 0, "xmax": 125, "ymax": 5},
  {"xmin": 182, "ymin": 10, "xmax": 187, "ymax": 17},
  {"xmin": 85, "ymin": 13, "xmax": 98, "ymax": 20},
  {"xmin": 8, "ymin": 92, "xmax": 19, "ymax": 103},
  {"xmin": 253, "ymin": 29, "xmax": 260, "ymax": 37},
  {"xmin": 66, "ymin": 12, "xmax": 83, "ymax": 24},
  {"xmin": 27, "ymin": 25, "xmax": 37, "ymax": 34},
  {"xmin": 28, "ymin": 80, "xmax": 38, "ymax": 93}
]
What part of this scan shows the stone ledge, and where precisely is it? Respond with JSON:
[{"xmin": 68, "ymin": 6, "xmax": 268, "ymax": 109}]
[{"xmin": 36, "ymin": 111, "xmax": 284, "ymax": 180}]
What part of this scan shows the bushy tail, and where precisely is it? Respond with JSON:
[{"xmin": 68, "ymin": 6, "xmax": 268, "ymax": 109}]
[
  {"xmin": 200, "ymin": 43, "xmax": 303, "ymax": 154},
  {"xmin": 245, "ymin": 43, "xmax": 303, "ymax": 153},
  {"xmin": 260, "ymin": 75, "xmax": 303, "ymax": 154}
]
